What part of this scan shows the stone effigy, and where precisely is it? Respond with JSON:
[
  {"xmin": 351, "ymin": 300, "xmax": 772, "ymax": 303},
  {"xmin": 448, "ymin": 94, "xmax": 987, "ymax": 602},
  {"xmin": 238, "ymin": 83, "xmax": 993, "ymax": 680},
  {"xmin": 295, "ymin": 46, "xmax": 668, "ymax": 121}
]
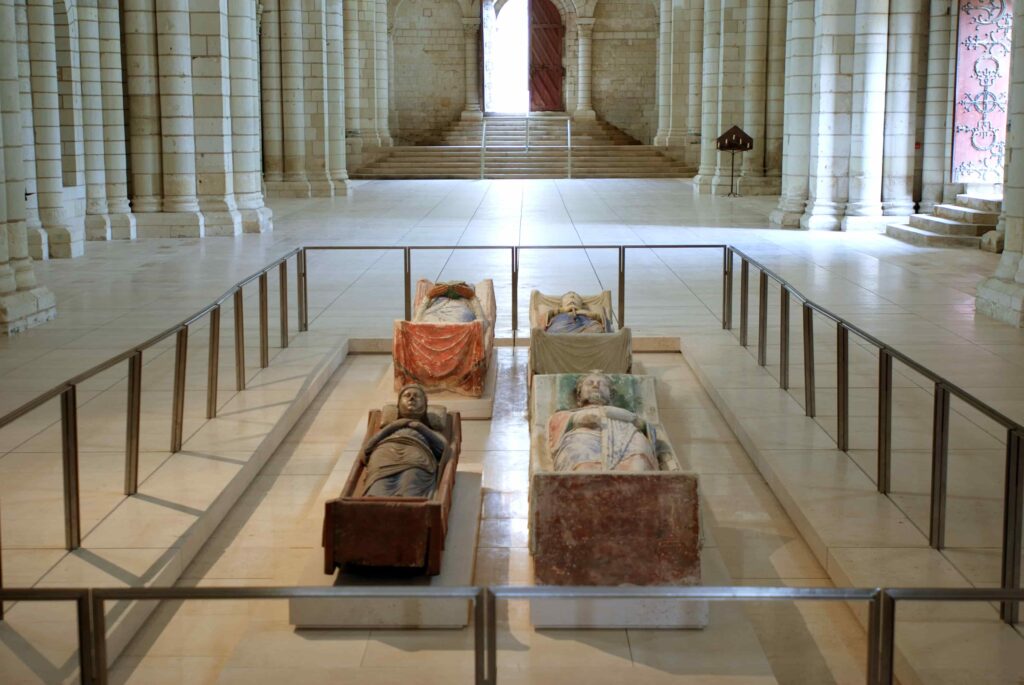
[
  {"xmin": 393, "ymin": 279, "xmax": 497, "ymax": 397},
  {"xmin": 323, "ymin": 385, "xmax": 462, "ymax": 576},
  {"xmin": 529, "ymin": 372, "xmax": 701, "ymax": 586},
  {"xmin": 529, "ymin": 290, "xmax": 632, "ymax": 377}
]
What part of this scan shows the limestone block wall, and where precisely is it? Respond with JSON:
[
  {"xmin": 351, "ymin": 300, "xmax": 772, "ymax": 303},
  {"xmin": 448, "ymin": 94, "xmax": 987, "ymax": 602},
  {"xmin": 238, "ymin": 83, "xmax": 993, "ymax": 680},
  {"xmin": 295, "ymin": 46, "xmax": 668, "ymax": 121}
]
[
  {"xmin": 591, "ymin": 0, "xmax": 657, "ymax": 142},
  {"xmin": 392, "ymin": 0, "xmax": 466, "ymax": 144}
]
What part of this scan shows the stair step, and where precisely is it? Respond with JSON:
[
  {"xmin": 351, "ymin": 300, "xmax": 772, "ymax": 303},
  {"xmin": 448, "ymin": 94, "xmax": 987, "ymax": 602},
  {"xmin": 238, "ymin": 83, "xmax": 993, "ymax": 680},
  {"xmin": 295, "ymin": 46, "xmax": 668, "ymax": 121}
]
[
  {"xmin": 886, "ymin": 222, "xmax": 981, "ymax": 248},
  {"xmin": 955, "ymin": 194, "xmax": 1003, "ymax": 213},
  {"xmin": 934, "ymin": 203, "xmax": 1000, "ymax": 224},
  {"xmin": 908, "ymin": 214, "xmax": 988, "ymax": 236}
]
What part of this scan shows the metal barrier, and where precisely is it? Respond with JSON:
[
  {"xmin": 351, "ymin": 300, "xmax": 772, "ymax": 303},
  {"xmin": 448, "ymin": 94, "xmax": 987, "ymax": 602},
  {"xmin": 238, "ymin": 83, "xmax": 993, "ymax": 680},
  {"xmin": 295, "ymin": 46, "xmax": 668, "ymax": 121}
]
[
  {"xmin": 726, "ymin": 247, "xmax": 1024, "ymax": 625},
  {"xmin": 487, "ymin": 585, "xmax": 882, "ymax": 685},
  {"xmin": 0, "ymin": 588, "xmax": 94, "ymax": 684},
  {"xmin": 0, "ymin": 249, "xmax": 303, "ymax": 570}
]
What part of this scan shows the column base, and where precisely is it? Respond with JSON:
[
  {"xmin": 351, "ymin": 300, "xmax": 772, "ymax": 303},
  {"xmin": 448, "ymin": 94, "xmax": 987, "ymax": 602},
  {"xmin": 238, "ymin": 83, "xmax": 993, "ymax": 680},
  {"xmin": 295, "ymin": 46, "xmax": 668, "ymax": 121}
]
[
  {"xmin": 330, "ymin": 178, "xmax": 350, "ymax": 196},
  {"xmin": 201, "ymin": 208, "xmax": 244, "ymax": 237},
  {"xmin": 769, "ymin": 208, "xmax": 804, "ymax": 228},
  {"xmin": 840, "ymin": 214, "xmax": 888, "ymax": 232},
  {"xmin": 265, "ymin": 180, "xmax": 313, "ymax": 198},
  {"xmin": 735, "ymin": 174, "xmax": 781, "ymax": 196},
  {"xmin": 800, "ymin": 202, "xmax": 844, "ymax": 231},
  {"xmin": 346, "ymin": 137, "xmax": 364, "ymax": 173},
  {"xmin": 977, "ymin": 254, "xmax": 1024, "ymax": 326},
  {"xmin": 241, "ymin": 206, "xmax": 274, "ymax": 234},
  {"xmin": 135, "ymin": 211, "xmax": 206, "ymax": 238},
  {"xmin": 461, "ymin": 110, "xmax": 483, "ymax": 121},
  {"xmin": 307, "ymin": 178, "xmax": 336, "ymax": 197},
  {"xmin": 0, "ymin": 286, "xmax": 57, "ymax": 334},
  {"xmin": 46, "ymin": 225, "xmax": 86, "ymax": 258},
  {"xmin": 27, "ymin": 228, "xmax": 49, "ymax": 261},
  {"xmin": 85, "ymin": 214, "xmax": 112, "ymax": 241},
  {"xmin": 109, "ymin": 212, "xmax": 137, "ymax": 240},
  {"xmin": 573, "ymin": 109, "xmax": 597, "ymax": 121}
]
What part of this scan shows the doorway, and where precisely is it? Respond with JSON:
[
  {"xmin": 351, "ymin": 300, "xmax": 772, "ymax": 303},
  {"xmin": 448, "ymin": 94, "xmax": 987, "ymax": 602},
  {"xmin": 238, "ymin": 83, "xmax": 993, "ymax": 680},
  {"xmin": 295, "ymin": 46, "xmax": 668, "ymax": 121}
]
[{"xmin": 484, "ymin": 0, "xmax": 564, "ymax": 114}]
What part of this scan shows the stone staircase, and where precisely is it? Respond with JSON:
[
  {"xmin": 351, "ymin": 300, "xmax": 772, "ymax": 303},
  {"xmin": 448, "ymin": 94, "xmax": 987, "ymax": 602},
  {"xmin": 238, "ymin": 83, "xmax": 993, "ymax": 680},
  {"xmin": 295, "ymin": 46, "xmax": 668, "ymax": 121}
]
[
  {"xmin": 885, "ymin": 194, "xmax": 1002, "ymax": 249},
  {"xmin": 352, "ymin": 114, "xmax": 689, "ymax": 180}
]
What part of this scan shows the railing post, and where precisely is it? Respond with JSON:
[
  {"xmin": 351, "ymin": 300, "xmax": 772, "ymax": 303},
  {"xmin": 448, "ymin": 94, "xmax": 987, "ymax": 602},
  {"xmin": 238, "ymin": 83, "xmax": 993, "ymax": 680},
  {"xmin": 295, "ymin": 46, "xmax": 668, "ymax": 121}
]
[
  {"xmin": 233, "ymin": 289, "xmax": 246, "ymax": 391},
  {"xmin": 866, "ymin": 590, "xmax": 880, "ymax": 685},
  {"xmin": 837, "ymin": 323, "xmax": 849, "ymax": 452},
  {"xmin": 170, "ymin": 327, "xmax": 188, "ymax": 453},
  {"xmin": 802, "ymin": 303, "xmax": 815, "ymax": 417},
  {"xmin": 1001, "ymin": 429, "xmax": 1023, "ymax": 624},
  {"xmin": 617, "ymin": 245, "xmax": 626, "ymax": 328},
  {"xmin": 77, "ymin": 591, "xmax": 96, "ymax": 685},
  {"xmin": 511, "ymin": 247, "xmax": 519, "ymax": 338},
  {"xmin": 722, "ymin": 247, "xmax": 733, "ymax": 330},
  {"xmin": 124, "ymin": 351, "xmax": 142, "ymax": 496},
  {"xmin": 929, "ymin": 383, "xmax": 950, "ymax": 549},
  {"xmin": 473, "ymin": 590, "xmax": 486, "ymax": 685},
  {"xmin": 279, "ymin": 261, "xmax": 289, "ymax": 349},
  {"xmin": 739, "ymin": 259, "xmax": 749, "ymax": 346},
  {"xmin": 206, "ymin": 305, "xmax": 220, "ymax": 419},
  {"xmin": 404, "ymin": 247, "xmax": 412, "ymax": 321},
  {"xmin": 91, "ymin": 593, "xmax": 108, "ymax": 685},
  {"xmin": 877, "ymin": 350, "xmax": 893, "ymax": 494},
  {"xmin": 877, "ymin": 592, "xmax": 896, "ymax": 685},
  {"xmin": 780, "ymin": 288, "xmax": 790, "ymax": 389},
  {"xmin": 485, "ymin": 588, "xmax": 497, "ymax": 685},
  {"xmin": 258, "ymin": 273, "xmax": 269, "ymax": 369},
  {"xmin": 0, "ymin": 504, "xmax": 4, "ymax": 621},
  {"xmin": 757, "ymin": 270, "xmax": 768, "ymax": 366},
  {"xmin": 60, "ymin": 386, "xmax": 82, "ymax": 551},
  {"xmin": 297, "ymin": 249, "xmax": 308, "ymax": 332}
]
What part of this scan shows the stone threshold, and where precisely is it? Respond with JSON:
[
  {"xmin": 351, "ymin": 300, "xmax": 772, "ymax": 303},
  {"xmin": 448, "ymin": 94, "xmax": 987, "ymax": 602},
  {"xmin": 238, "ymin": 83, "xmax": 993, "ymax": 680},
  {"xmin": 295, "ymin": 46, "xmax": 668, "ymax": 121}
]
[
  {"xmin": 0, "ymin": 337, "xmax": 349, "ymax": 679},
  {"xmin": 678, "ymin": 328, "xmax": 1024, "ymax": 685}
]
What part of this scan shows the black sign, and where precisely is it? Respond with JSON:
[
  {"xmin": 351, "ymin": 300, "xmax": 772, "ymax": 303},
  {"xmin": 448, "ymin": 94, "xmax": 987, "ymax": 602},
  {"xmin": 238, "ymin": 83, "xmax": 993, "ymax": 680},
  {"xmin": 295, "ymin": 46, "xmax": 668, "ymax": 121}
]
[{"xmin": 716, "ymin": 125, "xmax": 754, "ymax": 152}]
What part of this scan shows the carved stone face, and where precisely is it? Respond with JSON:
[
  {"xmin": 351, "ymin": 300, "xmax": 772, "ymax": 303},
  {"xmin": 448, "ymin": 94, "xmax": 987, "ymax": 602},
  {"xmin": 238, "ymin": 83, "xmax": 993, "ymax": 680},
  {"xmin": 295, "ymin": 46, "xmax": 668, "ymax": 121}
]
[
  {"xmin": 561, "ymin": 292, "xmax": 584, "ymax": 309},
  {"xmin": 575, "ymin": 373, "xmax": 611, "ymax": 407},
  {"xmin": 398, "ymin": 385, "xmax": 427, "ymax": 419}
]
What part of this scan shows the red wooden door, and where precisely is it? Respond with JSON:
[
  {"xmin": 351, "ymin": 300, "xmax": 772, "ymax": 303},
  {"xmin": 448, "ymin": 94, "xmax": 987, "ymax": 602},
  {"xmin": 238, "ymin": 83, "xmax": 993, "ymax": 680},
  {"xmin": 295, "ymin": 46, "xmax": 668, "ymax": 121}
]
[{"xmin": 529, "ymin": 0, "xmax": 564, "ymax": 112}]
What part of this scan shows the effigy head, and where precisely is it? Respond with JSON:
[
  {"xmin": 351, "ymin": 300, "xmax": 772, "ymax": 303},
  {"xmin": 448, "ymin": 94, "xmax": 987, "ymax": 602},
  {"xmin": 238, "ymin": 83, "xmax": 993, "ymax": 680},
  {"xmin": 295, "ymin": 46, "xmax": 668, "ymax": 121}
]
[
  {"xmin": 575, "ymin": 372, "xmax": 612, "ymax": 407},
  {"xmin": 561, "ymin": 291, "xmax": 584, "ymax": 309},
  {"xmin": 427, "ymin": 281, "xmax": 476, "ymax": 301},
  {"xmin": 397, "ymin": 383, "xmax": 428, "ymax": 420}
]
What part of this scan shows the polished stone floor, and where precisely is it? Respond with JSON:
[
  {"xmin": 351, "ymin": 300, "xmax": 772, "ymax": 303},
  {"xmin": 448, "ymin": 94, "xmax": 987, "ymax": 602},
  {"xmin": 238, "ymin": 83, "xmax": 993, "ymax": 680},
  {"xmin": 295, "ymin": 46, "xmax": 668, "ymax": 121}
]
[{"xmin": 1, "ymin": 179, "xmax": 1021, "ymax": 683}]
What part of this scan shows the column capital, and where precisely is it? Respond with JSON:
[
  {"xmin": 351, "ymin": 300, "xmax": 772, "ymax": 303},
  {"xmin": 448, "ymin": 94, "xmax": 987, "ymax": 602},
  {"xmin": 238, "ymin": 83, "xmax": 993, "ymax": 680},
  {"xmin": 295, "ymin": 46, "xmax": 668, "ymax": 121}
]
[{"xmin": 576, "ymin": 18, "xmax": 595, "ymax": 38}]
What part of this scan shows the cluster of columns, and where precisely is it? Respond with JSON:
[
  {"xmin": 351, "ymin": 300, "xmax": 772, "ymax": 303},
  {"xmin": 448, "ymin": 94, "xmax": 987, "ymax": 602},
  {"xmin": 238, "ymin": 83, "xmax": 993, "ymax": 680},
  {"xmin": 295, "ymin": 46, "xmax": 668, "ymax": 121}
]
[
  {"xmin": 769, "ymin": 0, "xmax": 929, "ymax": 230},
  {"xmin": 976, "ymin": 1, "xmax": 1024, "ymax": 324},
  {"xmin": 0, "ymin": 0, "xmax": 56, "ymax": 332}
]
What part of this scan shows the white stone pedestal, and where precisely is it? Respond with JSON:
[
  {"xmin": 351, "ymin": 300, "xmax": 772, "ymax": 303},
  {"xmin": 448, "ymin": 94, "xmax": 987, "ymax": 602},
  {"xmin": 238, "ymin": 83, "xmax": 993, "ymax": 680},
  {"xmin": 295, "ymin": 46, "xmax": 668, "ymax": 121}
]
[
  {"xmin": 530, "ymin": 598, "xmax": 709, "ymax": 629},
  {"xmin": 379, "ymin": 349, "xmax": 498, "ymax": 419},
  {"xmin": 289, "ymin": 471, "xmax": 482, "ymax": 629}
]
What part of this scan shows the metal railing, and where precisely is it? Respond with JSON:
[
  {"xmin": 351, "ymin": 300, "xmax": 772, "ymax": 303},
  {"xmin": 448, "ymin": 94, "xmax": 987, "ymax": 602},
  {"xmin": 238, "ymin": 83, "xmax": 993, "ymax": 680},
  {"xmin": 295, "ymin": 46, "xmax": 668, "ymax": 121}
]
[
  {"xmin": 4, "ymin": 583, "xmax": 1020, "ymax": 684},
  {"xmin": 725, "ymin": 246, "xmax": 1024, "ymax": 625},
  {"xmin": 0, "ymin": 249, "xmax": 304, "ymax": 569}
]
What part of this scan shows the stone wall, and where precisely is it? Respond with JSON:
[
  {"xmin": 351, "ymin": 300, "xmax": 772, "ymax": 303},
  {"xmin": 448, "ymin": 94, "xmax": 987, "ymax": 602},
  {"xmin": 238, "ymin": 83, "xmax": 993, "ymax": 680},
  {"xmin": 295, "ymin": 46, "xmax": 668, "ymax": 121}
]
[
  {"xmin": 591, "ymin": 0, "xmax": 658, "ymax": 143},
  {"xmin": 392, "ymin": 0, "xmax": 466, "ymax": 144}
]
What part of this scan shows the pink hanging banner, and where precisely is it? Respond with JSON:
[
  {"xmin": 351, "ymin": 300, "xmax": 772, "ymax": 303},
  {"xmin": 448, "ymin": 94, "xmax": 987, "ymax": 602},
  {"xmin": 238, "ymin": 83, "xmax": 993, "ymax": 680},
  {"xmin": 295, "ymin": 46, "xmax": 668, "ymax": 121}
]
[{"xmin": 952, "ymin": 0, "xmax": 1014, "ymax": 184}]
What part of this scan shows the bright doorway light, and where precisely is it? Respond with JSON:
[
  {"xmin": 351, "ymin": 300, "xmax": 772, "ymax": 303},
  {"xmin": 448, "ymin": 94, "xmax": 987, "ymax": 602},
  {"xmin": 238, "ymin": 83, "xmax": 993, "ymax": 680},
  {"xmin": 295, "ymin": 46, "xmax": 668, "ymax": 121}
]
[{"xmin": 489, "ymin": 0, "xmax": 528, "ymax": 113}]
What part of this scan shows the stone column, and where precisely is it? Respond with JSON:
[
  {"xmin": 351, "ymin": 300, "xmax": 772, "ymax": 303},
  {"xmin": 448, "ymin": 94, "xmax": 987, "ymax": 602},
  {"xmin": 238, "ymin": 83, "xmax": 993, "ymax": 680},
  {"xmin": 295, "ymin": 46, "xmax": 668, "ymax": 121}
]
[
  {"xmin": 77, "ymin": 0, "xmax": 110, "ymax": 241},
  {"xmin": 841, "ymin": 0, "xmax": 889, "ymax": 231},
  {"xmin": 124, "ymin": 0, "xmax": 163, "ymax": 215},
  {"xmin": 769, "ymin": 0, "xmax": 813, "ymax": 227},
  {"xmin": 693, "ymin": 0, "xmax": 720, "ymax": 191},
  {"xmin": 358, "ymin": 0, "xmax": 380, "ymax": 155},
  {"xmin": 27, "ymin": 0, "xmax": 82, "ymax": 257},
  {"xmin": 260, "ymin": 0, "xmax": 284, "ymax": 186},
  {"xmin": 763, "ymin": 0, "xmax": 786, "ymax": 182},
  {"xmin": 229, "ymin": 0, "xmax": 272, "ymax": 231},
  {"xmin": 326, "ymin": 0, "xmax": 349, "ymax": 193},
  {"xmin": 653, "ymin": 0, "xmax": 673, "ymax": 146},
  {"xmin": 573, "ymin": 18, "xmax": 596, "ymax": 120},
  {"xmin": 919, "ymin": 0, "xmax": 959, "ymax": 212},
  {"xmin": 685, "ymin": 2, "xmax": 704, "ymax": 171},
  {"xmin": 343, "ymin": 0, "xmax": 363, "ymax": 171},
  {"xmin": 0, "ymin": 0, "xmax": 56, "ymax": 332},
  {"xmin": 279, "ymin": 0, "xmax": 311, "ymax": 195},
  {"xmin": 738, "ymin": 0, "xmax": 769, "ymax": 192},
  {"xmin": 882, "ymin": 0, "xmax": 924, "ymax": 218},
  {"xmin": 304, "ymin": 2, "xmax": 334, "ymax": 196},
  {"xmin": 800, "ymin": 0, "xmax": 855, "ymax": 231},
  {"xmin": 192, "ymin": 0, "xmax": 242, "ymax": 235},
  {"xmin": 15, "ymin": 2, "xmax": 45, "ymax": 257},
  {"xmin": 98, "ymin": 0, "xmax": 135, "ymax": 239},
  {"xmin": 976, "ymin": 1, "xmax": 1024, "ymax": 324},
  {"xmin": 151, "ymin": 0, "xmax": 204, "ymax": 235},
  {"xmin": 462, "ymin": 18, "xmax": 483, "ymax": 120},
  {"xmin": 374, "ymin": 0, "xmax": 391, "ymax": 145}
]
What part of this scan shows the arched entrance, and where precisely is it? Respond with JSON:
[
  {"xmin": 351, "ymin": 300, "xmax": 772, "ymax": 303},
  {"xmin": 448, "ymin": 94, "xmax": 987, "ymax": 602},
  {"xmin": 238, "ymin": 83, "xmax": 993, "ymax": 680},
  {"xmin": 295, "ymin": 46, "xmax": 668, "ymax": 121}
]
[{"xmin": 484, "ymin": 0, "xmax": 565, "ymax": 113}]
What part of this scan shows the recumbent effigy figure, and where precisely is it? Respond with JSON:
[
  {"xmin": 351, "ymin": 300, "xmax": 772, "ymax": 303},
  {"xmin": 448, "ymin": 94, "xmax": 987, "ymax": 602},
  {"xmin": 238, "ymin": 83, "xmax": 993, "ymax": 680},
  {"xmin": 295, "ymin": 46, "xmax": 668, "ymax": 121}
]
[
  {"xmin": 528, "ymin": 289, "xmax": 631, "ymax": 377},
  {"xmin": 540, "ymin": 291, "xmax": 608, "ymax": 334},
  {"xmin": 361, "ymin": 384, "xmax": 448, "ymax": 498},
  {"xmin": 547, "ymin": 372, "xmax": 658, "ymax": 472}
]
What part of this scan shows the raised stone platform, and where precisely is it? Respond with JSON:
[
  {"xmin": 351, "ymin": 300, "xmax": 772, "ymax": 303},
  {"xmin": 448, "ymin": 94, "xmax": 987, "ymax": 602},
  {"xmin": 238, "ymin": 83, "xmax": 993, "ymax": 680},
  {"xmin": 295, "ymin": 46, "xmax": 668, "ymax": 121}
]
[{"xmin": 290, "ymin": 470, "xmax": 482, "ymax": 629}]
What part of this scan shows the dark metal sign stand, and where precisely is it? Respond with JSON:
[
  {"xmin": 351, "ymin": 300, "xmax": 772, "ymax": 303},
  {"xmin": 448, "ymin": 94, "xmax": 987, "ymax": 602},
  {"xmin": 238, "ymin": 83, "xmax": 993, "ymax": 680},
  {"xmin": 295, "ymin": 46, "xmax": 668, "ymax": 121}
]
[{"xmin": 716, "ymin": 125, "xmax": 754, "ymax": 198}]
